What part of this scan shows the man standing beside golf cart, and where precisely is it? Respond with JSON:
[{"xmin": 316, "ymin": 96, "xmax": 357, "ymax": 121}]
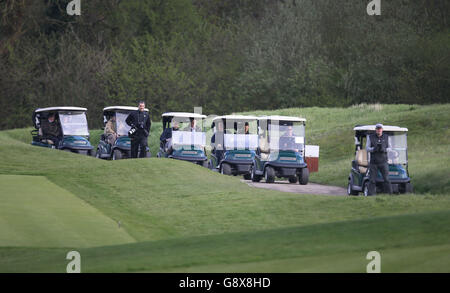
[
  {"xmin": 366, "ymin": 123, "xmax": 393, "ymax": 195},
  {"xmin": 211, "ymin": 120, "xmax": 225, "ymax": 162},
  {"xmin": 125, "ymin": 101, "xmax": 151, "ymax": 158}
]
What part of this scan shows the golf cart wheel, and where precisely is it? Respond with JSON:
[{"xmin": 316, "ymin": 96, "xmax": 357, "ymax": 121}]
[
  {"xmin": 221, "ymin": 163, "xmax": 232, "ymax": 175},
  {"xmin": 250, "ymin": 165, "xmax": 262, "ymax": 182},
  {"xmin": 347, "ymin": 181, "xmax": 359, "ymax": 196},
  {"xmin": 88, "ymin": 149, "xmax": 96, "ymax": 157},
  {"xmin": 298, "ymin": 168, "xmax": 309, "ymax": 185},
  {"xmin": 363, "ymin": 182, "xmax": 370, "ymax": 196},
  {"xmin": 243, "ymin": 174, "xmax": 252, "ymax": 180},
  {"xmin": 405, "ymin": 182, "xmax": 414, "ymax": 194},
  {"xmin": 113, "ymin": 149, "xmax": 123, "ymax": 160},
  {"xmin": 288, "ymin": 176, "xmax": 297, "ymax": 184},
  {"xmin": 264, "ymin": 166, "xmax": 275, "ymax": 183}
]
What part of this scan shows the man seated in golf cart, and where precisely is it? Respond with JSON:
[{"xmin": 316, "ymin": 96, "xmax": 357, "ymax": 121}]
[
  {"xmin": 183, "ymin": 118, "xmax": 202, "ymax": 132},
  {"xmin": 160, "ymin": 120, "xmax": 180, "ymax": 153},
  {"xmin": 210, "ymin": 115, "xmax": 258, "ymax": 177},
  {"xmin": 251, "ymin": 116, "xmax": 309, "ymax": 184},
  {"xmin": 157, "ymin": 112, "xmax": 208, "ymax": 167},
  {"xmin": 211, "ymin": 120, "xmax": 225, "ymax": 162},
  {"xmin": 280, "ymin": 125, "xmax": 301, "ymax": 152},
  {"xmin": 235, "ymin": 121, "xmax": 250, "ymax": 135},
  {"xmin": 31, "ymin": 107, "xmax": 94, "ymax": 155},
  {"xmin": 258, "ymin": 127, "xmax": 270, "ymax": 160},
  {"xmin": 40, "ymin": 113, "xmax": 62, "ymax": 146},
  {"xmin": 104, "ymin": 116, "xmax": 117, "ymax": 145}
]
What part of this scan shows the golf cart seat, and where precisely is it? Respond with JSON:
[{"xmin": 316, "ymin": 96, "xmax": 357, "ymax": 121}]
[
  {"xmin": 160, "ymin": 138, "xmax": 172, "ymax": 153},
  {"xmin": 356, "ymin": 149, "xmax": 368, "ymax": 173},
  {"xmin": 260, "ymin": 150, "xmax": 270, "ymax": 161},
  {"xmin": 36, "ymin": 127, "xmax": 57, "ymax": 145},
  {"xmin": 259, "ymin": 137, "xmax": 270, "ymax": 160}
]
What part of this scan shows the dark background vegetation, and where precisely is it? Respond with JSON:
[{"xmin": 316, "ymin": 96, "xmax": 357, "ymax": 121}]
[{"xmin": 0, "ymin": 0, "xmax": 448, "ymax": 129}]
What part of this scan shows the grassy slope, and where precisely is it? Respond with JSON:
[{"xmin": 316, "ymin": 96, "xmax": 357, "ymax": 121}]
[
  {"xmin": 0, "ymin": 104, "xmax": 449, "ymax": 272},
  {"xmin": 241, "ymin": 104, "xmax": 450, "ymax": 194},
  {"xmin": 0, "ymin": 175, "xmax": 134, "ymax": 247},
  {"xmin": 11, "ymin": 104, "xmax": 449, "ymax": 195},
  {"xmin": 2, "ymin": 211, "xmax": 449, "ymax": 272}
]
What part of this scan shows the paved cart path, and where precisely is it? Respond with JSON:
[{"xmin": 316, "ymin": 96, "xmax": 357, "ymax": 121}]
[{"xmin": 243, "ymin": 180, "xmax": 347, "ymax": 196}]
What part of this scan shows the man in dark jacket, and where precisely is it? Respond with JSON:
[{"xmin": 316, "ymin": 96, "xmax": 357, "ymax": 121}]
[
  {"xmin": 160, "ymin": 120, "xmax": 179, "ymax": 142},
  {"xmin": 280, "ymin": 125, "xmax": 300, "ymax": 152},
  {"xmin": 160, "ymin": 120, "xmax": 179, "ymax": 153},
  {"xmin": 126, "ymin": 101, "xmax": 151, "ymax": 158},
  {"xmin": 366, "ymin": 123, "xmax": 393, "ymax": 195},
  {"xmin": 211, "ymin": 121, "xmax": 225, "ymax": 162},
  {"xmin": 41, "ymin": 113, "xmax": 62, "ymax": 147}
]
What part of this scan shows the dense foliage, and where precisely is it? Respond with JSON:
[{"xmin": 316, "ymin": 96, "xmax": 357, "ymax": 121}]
[{"xmin": 0, "ymin": 0, "xmax": 448, "ymax": 129}]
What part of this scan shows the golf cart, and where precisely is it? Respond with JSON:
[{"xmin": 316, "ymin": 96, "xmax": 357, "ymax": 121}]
[
  {"xmin": 157, "ymin": 112, "xmax": 208, "ymax": 167},
  {"xmin": 31, "ymin": 107, "xmax": 94, "ymax": 155},
  {"xmin": 96, "ymin": 106, "xmax": 150, "ymax": 160},
  {"xmin": 251, "ymin": 116, "xmax": 309, "ymax": 184},
  {"xmin": 209, "ymin": 115, "xmax": 259, "ymax": 179},
  {"xmin": 347, "ymin": 125, "xmax": 413, "ymax": 196}
]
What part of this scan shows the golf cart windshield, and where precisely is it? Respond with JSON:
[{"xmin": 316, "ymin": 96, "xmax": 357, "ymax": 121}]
[
  {"xmin": 222, "ymin": 119, "xmax": 258, "ymax": 150},
  {"xmin": 172, "ymin": 131, "xmax": 206, "ymax": 148},
  {"xmin": 116, "ymin": 112, "xmax": 132, "ymax": 136},
  {"xmin": 59, "ymin": 112, "xmax": 89, "ymax": 136},
  {"xmin": 224, "ymin": 134, "xmax": 258, "ymax": 150},
  {"xmin": 387, "ymin": 132, "xmax": 408, "ymax": 165},
  {"xmin": 268, "ymin": 121, "xmax": 305, "ymax": 152},
  {"xmin": 169, "ymin": 117, "xmax": 204, "ymax": 132}
]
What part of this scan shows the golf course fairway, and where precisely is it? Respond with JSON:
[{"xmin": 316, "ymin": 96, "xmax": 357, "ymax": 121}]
[
  {"xmin": 0, "ymin": 175, "xmax": 134, "ymax": 248},
  {"xmin": 0, "ymin": 104, "xmax": 449, "ymax": 272}
]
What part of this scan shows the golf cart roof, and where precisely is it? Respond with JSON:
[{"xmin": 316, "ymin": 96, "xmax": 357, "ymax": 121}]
[
  {"xmin": 162, "ymin": 112, "xmax": 206, "ymax": 119},
  {"xmin": 353, "ymin": 125, "xmax": 408, "ymax": 132},
  {"xmin": 35, "ymin": 107, "xmax": 87, "ymax": 113},
  {"xmin": 258, "ymin": 115, "xmax": 306, "ymax": 122},
  {"xmin": 213, "ymin": 115, "xmax": 259, "ymax": 122},
  {"xmin": 103, "ymin": 106, "xmax": 149, "ymax": 112}
]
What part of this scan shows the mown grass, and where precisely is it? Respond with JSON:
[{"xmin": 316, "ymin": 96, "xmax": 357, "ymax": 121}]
[
  {"xmin": 0, "ymin": 104, "xmax": 449, "ymax": 272},
  {"xmin": 1, "ymin": 210, "xmax": 449, "ymax": 272},
  {"xmin": 0, "ymin": 175, "xmax": 134, "ymax": 247},
  {"xmin": 4, "ymin": 130, "xmax": 449, "ymax": 242}
]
